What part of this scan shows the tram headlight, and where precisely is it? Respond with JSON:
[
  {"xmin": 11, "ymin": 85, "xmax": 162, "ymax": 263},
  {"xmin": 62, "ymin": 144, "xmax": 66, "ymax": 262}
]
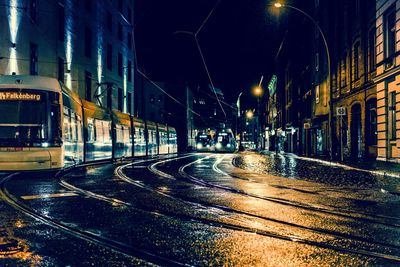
[
  {"xmin": 216, "ymin": 143, "xmax": 222, "ymax": 149},
  {"xmin": 41, "ymin": 142, "xmax": 49, "ymax": 148},
  {"xmin": 196, "ymin": 143, "xmax": 203, "ymax": 149}
]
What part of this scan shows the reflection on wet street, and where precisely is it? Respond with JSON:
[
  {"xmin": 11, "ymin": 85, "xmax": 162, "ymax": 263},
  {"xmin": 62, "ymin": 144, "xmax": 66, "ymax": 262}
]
[{"xmin": 1, "ymin": 152, "xmax": 400, "ymax": 266}]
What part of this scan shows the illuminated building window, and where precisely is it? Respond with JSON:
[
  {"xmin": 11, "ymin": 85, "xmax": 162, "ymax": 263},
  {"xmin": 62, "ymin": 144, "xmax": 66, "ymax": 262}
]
[
  {"xmin": 58, "ymin": 4, "xmax": 65, "ymax": 41},
  {"xmin": 107, "ymin": 43, "xmax": 112, "ymax": 70},
  {"xmin": 127, "ymin": 60, "xmax": 132, "ymax": 82},
  {"xmin": 118, "ymin": 52, "xmax": 123, "ymax": 76},
  {"xmin": 85, "ymin": 71, "xmax": 92, "ymax": 101},
  {"xmin": 118, "ymin": 87, "xmax": 123, "ymax": 111},
  {"xmin": 30, "ymin": 0, "xmax": 38, "ymax": 24},
  {"xmin": 58, "ymin": 57, "xmax": 64, "ymax": 82},
  {"xmin": 30, "ymin": 43, "xmax": 38, "ymax": 75},
  {"xmin": 84, "ymin": 26, "xmax": 92, "ymax": 58}
]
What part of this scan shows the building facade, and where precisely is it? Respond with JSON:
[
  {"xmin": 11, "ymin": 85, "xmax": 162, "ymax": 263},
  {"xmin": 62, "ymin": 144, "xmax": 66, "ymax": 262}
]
[
  {"xmin": 375, "ymin": 0, "xmax": 400, "ymax": 163},
  {"xmin": 0, "ymin": 0, "xmax": 134, "ymax": 114},
  {"xmin": 271, "ymin": 0, "xmax": 392, "ymax": 162}
]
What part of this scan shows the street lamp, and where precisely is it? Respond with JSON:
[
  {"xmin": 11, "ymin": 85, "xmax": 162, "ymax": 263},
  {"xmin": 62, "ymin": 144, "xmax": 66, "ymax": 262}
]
[
  {"xmin": 246, "ymin": 110, "xmax": 254, "ymax": 119},
  {"xmin": 273, "ymin": 2, "xmax": 333, "ymax": 160}
]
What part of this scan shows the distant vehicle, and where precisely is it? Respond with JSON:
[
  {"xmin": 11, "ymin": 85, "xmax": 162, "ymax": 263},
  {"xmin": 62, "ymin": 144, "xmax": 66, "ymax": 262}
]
[
  {"xmin": 0, "ymin": 75, "xmax": 178, "ymax": 171},
  {"xmin": 195, "ymin": 132, "xmax": 213, "ymax": 152},
  {"xmin": 214, "ymin": 129, "xmax": 236, "ymax": 153}
]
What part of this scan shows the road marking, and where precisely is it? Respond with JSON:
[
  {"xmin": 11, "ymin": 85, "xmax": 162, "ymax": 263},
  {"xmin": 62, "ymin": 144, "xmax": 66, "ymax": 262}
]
[{"xmin": 20, "ymin": 192, "xmax": 78, "ymax": 200}]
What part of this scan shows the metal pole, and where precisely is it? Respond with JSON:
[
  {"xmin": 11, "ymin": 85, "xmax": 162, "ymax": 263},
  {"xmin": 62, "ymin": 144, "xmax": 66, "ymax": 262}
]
[{"xmin": 340, "ymin": 116, "xmax": 343, "ymax": 161}]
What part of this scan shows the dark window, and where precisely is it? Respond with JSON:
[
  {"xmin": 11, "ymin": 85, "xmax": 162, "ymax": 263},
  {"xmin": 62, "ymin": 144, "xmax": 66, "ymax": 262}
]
[
  {"xmin": 366, "ymin": 99, "xmax": 377, "ymax": 146},
  {"xmin": 369, "ymin": 28, "xmax": 376, "ymax": 72},
  {"xmin": 58, "ymin": 57, "xmax": 64, "ymax": 82},
  {"xmin": 85, "ymin": 71, "xmax": 92, "ymax": 101},
  {"xmin": 127, "ymin": 60, "xmax": 132, "ymax": 82},
  {"xmin": 118, "ymin": 87, "xmax": 123, "ymax": 111},
  {"xmin": 127, "ymin": 32, "xmax": 132, "ymax": 50},
  {"xmin": 107, "ymin": 44, "xmax": 112, "ymax": 70},
  {"xmin": 84, "ymin": 0, "xmax": 92, "ymax": 12},
  {"xmin": 84, "ymin": 26, "xmax": 92, "ymax": 58},
  {"xmin": 118, "ymin": 52, "xmax": 123, "ymax": 76},
  {"xmin": 58, "ymin": 4, "xmax": 65, "ymax": 41},
  {"xmin": 353, "ymin": 42, "xmax": 360, "ymax": 80},
  {"xmin": 385, "ymin": 6, "xmax": 396, "ymax": 59},
  {"xmin": 118, "ymin": 0, "xmax": 123, "ymax": 12},
  {"xmin": 127, "ymin": 92, "xmax": 132, "ymax": 113},
  {"xmin": 106, "ymin": 11, "xmax": 112, "ymax": 32},
  {"xmin": 30, "ymin": 0, "xmax": 38, "ymax": 24},
  {"xmin": 340, "ymin": 53, "xmax": 347, "ymax": 87},
  {"xmin": 128, "ymin": 7, "xmax": 132, "ymax": 23},
  {"xmin": 107, "ymin": 87, "xmax": 112, "ymax": 109},
  {"xmin": 30, "ymin": 43, "xmax": 38, "ymax": 75},
  {"xmin": 389, "ymin": 91, "xmax": 397, "ymax": 140},
  {"xmin": 118, "ymin": 23, "xmax": 123, "ymax": 41}
]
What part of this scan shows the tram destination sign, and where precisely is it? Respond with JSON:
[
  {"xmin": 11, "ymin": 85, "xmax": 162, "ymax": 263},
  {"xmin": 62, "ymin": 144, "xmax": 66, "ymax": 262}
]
[{"xmin": 0, "ymin": 92, "xmax": 41, "ymax": 101}]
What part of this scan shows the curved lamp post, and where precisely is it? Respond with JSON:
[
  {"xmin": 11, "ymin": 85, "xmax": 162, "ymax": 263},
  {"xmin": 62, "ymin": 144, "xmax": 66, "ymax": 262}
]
[{"xmin": 274, "ymin": 2, "xmax": 333, "ymax": 160}]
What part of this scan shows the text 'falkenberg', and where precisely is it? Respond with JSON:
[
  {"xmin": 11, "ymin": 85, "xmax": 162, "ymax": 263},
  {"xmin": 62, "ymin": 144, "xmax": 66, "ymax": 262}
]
[{"xmin": 0, "ymin": 92, "xmax": 41, "ymax": 101}]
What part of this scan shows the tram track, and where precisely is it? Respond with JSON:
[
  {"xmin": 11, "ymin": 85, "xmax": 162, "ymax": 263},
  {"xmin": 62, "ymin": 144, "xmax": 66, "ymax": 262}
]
[
  {"xmin": 174, "ymin": 155, "xmax": 400, "ymax": 229},
  {"xmin": 113, "ymin": 157, "xmax": 400, "ymax": 262},
  {"xmin": 0, "ymin": 160, "xmax": 190, "ymax": 267}
]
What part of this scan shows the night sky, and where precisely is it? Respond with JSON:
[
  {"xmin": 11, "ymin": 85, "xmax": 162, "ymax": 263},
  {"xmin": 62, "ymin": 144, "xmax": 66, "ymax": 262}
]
[{"xmin": 135, "ymin": 0, "xmax": 287, "ymax": 105}]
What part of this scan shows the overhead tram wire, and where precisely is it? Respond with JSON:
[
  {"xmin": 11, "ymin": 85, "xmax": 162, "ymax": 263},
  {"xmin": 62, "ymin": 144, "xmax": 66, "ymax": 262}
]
[
  {"xmin": 174, "ymin": 0, "xmax": 226, "ymax": 119},
  {"xmin": 194, "ymin": 0, "xmax": 226, "ymax": 118}
]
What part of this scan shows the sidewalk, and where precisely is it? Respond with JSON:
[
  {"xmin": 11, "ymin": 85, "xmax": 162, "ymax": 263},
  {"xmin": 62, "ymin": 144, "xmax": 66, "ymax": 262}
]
[{"xmin": 261, "ymin": 150, "xmax": 400, "ymax": 178}]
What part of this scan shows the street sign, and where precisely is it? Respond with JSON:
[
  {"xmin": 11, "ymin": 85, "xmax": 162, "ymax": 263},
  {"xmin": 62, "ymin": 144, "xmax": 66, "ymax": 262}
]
[
  {"xmin": 268, "ymin": 75, "xmax": 277, "ymax": 96},
  {"xmin": 336, "ymin": 107, "xmax": 346, "ymax": 116}
]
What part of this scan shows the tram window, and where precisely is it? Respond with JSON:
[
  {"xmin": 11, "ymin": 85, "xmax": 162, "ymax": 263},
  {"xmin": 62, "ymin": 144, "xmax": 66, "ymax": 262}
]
[
  {"xmin": 116, "ymin": 124, "xmax": 123, "ymax": 142},
  {"xmin": 70, "ymin": 111, "xmax": 77, "ymax": 141},
  {"xmin": 87, "ymin": 118, "xmax": 94, "ymax": 141},
  {"xmin": 76, "ymin": 115, "xmax": 83, "ymax": 142},
  {"xmin": 103, "ymin": 121, "xmax": 111, "ymax": 142},
  {"xmin": 95, "ymin": 119, "xmax": 103, "ymax": 142}
]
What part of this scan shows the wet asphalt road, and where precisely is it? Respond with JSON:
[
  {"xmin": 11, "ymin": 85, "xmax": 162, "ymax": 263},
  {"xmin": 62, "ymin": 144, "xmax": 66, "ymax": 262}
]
[{"xmin": 1, "ymin": 152, "xmax": 400, "ymax": 266}]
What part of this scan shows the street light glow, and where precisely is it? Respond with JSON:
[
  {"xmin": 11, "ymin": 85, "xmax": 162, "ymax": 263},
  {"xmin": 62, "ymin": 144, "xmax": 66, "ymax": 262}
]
[
  {"xmin": 246, "ymin": 110, "xmax": 254, "ymax": 119},
  {"xmin": 274, "ymin": 3, "xmax": 283, "ymax": 8},
  {"xmin": 253, "ymin": 86, "xmax": 263, "ymax": 97}
]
